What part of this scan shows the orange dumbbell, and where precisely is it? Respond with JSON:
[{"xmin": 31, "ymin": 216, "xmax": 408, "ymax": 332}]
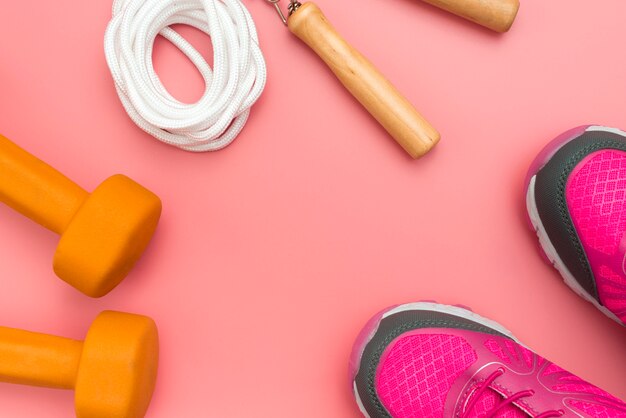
[
  {"xmin": 0, "ymin": 134, "xmax": 161, "ymax": 297},
  {"xmin": 0, "ymin": 311, "xmax": 159, "ymax": 418}
]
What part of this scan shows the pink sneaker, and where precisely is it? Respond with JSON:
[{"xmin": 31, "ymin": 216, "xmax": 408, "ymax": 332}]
[
  {"xmin": 525, "ymin": 126, "xmax": 626, "ymax": 325},
  {"xmin": 349, "ymin": 302, "xmax": 626, "ymax": 417}
]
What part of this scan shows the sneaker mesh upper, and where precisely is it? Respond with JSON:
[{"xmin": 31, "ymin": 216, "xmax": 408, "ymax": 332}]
[
  {"xmin": 376, "ymin": 334, "xmax": 528, "ymax": 417},
  {"xmin": 566, "ymin": 149, "xmax": 626, "ymax": 322},
  {"xmin": 569, "ymin": 400, "xmax": 626, "ymax": 418},
  {"xmin": 372, "ymin": 330, "xmax": 626, "ymax": 417},
  {"xmin": 467, "ymin": 390, "xmax": 528, "ymax": 418},
  {"xmin": 376, "ymin": 334, "xmax": 477, "ymax": 417}
]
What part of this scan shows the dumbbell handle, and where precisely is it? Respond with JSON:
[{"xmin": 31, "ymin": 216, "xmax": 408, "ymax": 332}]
[
  {"xmin": 0, "ymin": 135, "xmax": 88, "ymax": 235},
  {"xmin": 288, "ymin": 3, "xmax": 440, "ymax": 159},
  {"xmin": 0, "ymin": 326, "xmax": 82, "ymax": 389},
  {"xmin": 421, "ymin": 0, "xmax": 520, "ymax": 32}
]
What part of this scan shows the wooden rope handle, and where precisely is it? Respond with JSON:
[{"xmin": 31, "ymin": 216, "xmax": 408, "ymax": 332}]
[
  {"xmin": 422, "ymin": 0, "xmax": 520, "ymax": 32},
  {"xmin": 288, "ymin": 2, "xmax": 440, "ymax": 159}
]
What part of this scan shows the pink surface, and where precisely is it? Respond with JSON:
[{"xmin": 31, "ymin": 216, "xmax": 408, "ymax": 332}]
[{"xmin": 0, "ymin": 0, "xmax": 626, "ymax": 416}]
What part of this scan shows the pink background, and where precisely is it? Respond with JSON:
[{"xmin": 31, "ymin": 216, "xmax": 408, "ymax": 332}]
[{"xmin": 1, "ymin": 0, "xmax": 626, "ymax": 416}]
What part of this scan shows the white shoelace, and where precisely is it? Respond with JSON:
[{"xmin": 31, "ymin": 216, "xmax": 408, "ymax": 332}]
[{"xmin": 104, "ymin": 0, "xmax": 267, "ymax": 152}]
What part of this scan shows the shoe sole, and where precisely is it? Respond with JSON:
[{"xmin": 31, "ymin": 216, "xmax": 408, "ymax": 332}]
[
  {"xmin": 349, "ymin": 302, "xmax": 518, "ymax": 418},
  {"xmin": 524, "ymin": 125, "xmax": 625, "ymax": 325}
]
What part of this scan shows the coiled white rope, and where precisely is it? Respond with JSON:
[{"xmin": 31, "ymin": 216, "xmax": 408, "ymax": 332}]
[{"xmin": 104, "ymin": 0, "xmax": 267, "ymax": 152}]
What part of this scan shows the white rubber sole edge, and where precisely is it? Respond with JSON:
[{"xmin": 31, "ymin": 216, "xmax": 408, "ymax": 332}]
[
  {"xmin": 352, "ymin": 302, "xmax": 520, "ymax": 418},
  {"xmin": 586, "ymin": 126, "xmax": 626, "ymax": 136},
  {"xmin": 526, "ymin": 175, "xmax": 623, "ymax": 324}
]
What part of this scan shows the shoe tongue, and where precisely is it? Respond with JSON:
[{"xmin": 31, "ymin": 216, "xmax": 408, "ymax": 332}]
[{"xmin": 465, "ymin": 388, "xmax": 529, "ymax": 418}]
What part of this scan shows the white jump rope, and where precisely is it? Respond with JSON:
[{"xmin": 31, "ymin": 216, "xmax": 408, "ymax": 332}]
[{"xmin": 104, "ymin": 0, "xmax": 267, "ymax": 152}]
